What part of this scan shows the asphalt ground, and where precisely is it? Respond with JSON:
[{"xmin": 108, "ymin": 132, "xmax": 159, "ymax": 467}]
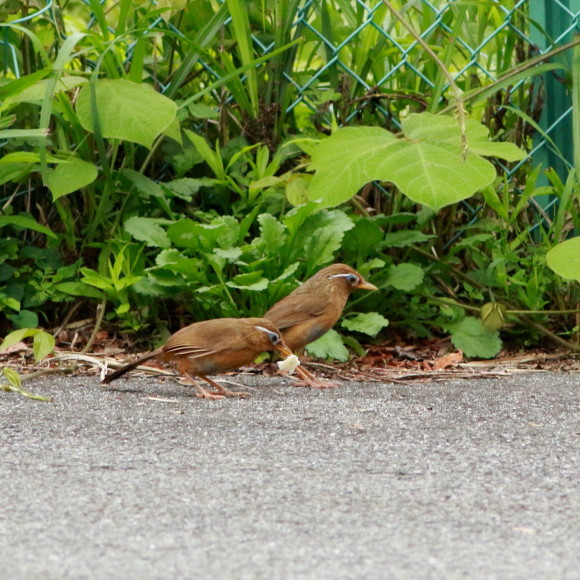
[{"xmin": 1, "ymin": 371, "xmax": 579, "ymax": 579}]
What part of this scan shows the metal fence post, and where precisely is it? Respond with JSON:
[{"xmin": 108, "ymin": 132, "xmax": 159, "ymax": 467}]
[{"xmin": 529, "ymin": 1, "xmax": 580, "ymax": 200}]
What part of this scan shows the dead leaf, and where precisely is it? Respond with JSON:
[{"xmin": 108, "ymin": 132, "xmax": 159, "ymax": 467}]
[{"xmin": 433, "ymin": 351, "xmax": 463, "ymax": 370}]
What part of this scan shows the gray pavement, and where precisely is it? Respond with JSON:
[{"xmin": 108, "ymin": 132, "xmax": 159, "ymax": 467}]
[{"xmin": 1, "ymin": 371, "xmax": 579, "ymax": 579}]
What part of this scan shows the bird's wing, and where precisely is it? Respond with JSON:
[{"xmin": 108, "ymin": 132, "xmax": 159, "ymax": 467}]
[
  {"xmin": 163, "ymin": 342, "xmax": 216, "ymax": 359},
  {"xmin": 265, "ymin": 291, "xmax": 328, "ymax": 330},
  {"xmin": 163, "ymin": 320, "xmax": 248, "ymax": 358}
]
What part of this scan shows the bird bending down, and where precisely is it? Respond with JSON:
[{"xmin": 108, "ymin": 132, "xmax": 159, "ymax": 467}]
[
  {"xmin": 101, "ymin": 318, "xmax": 295, "ymax": 400},
  {"xmin": 265, "ymin": 264, "xmax": 377, "ymax": 388}
]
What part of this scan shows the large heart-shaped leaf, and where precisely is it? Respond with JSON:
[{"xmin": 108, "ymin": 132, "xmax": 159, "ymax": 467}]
[
  {"xmin": 546, "ymin": 237, "xmax": 580, "ymax": 281},
  {"xmin": 76, "ymin": 79, "xmax": 177, "ymax": 149},
  {"xmin": 307, "ymin": 113, "xmax": 525, "ymax": 211}
]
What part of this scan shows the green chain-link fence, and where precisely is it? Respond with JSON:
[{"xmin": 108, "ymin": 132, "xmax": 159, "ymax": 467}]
[{"xmin": 2, "ymin": 0, "xmax": 579, "ymax": 207}]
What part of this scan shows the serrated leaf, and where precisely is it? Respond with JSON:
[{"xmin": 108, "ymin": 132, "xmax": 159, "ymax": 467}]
[
  {"xmin": 382, "ymin": 230, "xmax": 433, "ymax": 248},
  {"xmin": 33, "ymin": 331, "xmax": 55, "ymax": 362},
  {"xmin": 308, "ymin": 120, "xmax": 498, "ymax": 211},
  {"xmin": 305, "ymin": 329, "xmax": 349, "ymax": 361},
  {"xmin": 121, "ymin": 169, "xmax": 165, "ymax": 198},
  {"xmin": 227, "ymin": 271, "xmax": 269, "ymax": 291},
  {"xmin": 384, "ymin": 263, "xmax": 425, "ymax": 291},
  {"xmin": 76, "ymin": 79, "xmax": 177, "ymax": 149},
  {"xmin": 546, "ymin": 237, "xmax": 580, "ymax": 281},
  {"xmin": 47, "ymin": 158, "xmax": 98, "ymax": 200},
  {"xmin": 257, "ymin": 213, "xmax": 286, "ymax": 255},
  {"xmin": 124, "ymin": 217, "xmax": 171, "ymax": 249},
  {"xmin": 214, "ymin": 247, "xmax": 242, "ymax": 262},
  {"xmin": 162, "ymin": 178, "xmax": 203, "ymax": 200},
  {"xmin": 447, "ymin": 316, "xmax": 502, "ymax": 359},
  {"xmin": 342, "ymin": 312, "xmax": 389, "ymax": 336},
  {"xmin": 302, "ymin": 210, "xmax": 355, "ymax": 267},
  {"xmin": 272, "ymin": 262, "xmax": 300, "ymax": 282}
]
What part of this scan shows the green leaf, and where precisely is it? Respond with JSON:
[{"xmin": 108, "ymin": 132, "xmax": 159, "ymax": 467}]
[
  {"xmin": 384, "ymin": 263, "xmax": 425, "ymax": 291},
  {"xmin": 80, "ymin": 269, "xmax": 114, "ymax": 291},
  {"xmin": 124, "ymin": 217, "xmax": 171, "ymax": 249},
  {"xmin": 121, "ymin": 169, "xmax": 165, "ymax": 198},
  {"xmin": 227, "ymin": 271, "xmax": 269, "ymax": 291},
  {"xmin": 2, "ymin": 366, "xmax": 21, "ymax": 388},
  {"xmin": 162, "ymin": 178, "xmax": 204, "ymax": 200},
  {"xmin": 383, "ymin": 230, "xmax": 433, "ymax": 248},
  {"xmin": 303, "ymin": 210, "xmax": 354, "ymax": 267},
  {"xmin": 446, "ymin": 317, "xmax": 502, "ymax": 359},
  {"xmin": 308, "ymin": 118, "xmax": 499, "ymax": 211},
  {"xmin": 33, "ymin": 331, "xmax": 55, "ymax": 362},
  {"xmin": 11, "ymin": 75, "xmax": 88, "ymax": 104},
  {"xmin": 46, "ymin": 158, "xmax": 98, "ymax": 200},
  {"xmin": 54, "ymin": 282, "xmax": 105, "ymax": 300},
  {"xmin": 0, "ymin": 328, "xmax": 40, "ymax": 352},
  {"xmin": 305, "ymin": 329, "xmax": 350, "ymax": 361},
  {"xmin": 188, "ymin": 103, "xmax": 219, "ymax": 119},
  {"xmin": 2, "ymin": 297, "xmax": 20, "ymax": 311},
  {"xmin": 184, "ymin": 130, "xmax": 224, "ymax": 178},
  {"xmin": 402, "ymin": 113, "xmax": 526, "ymax": 162},
  {"xmin": 481, "ymin": 302, "xmax": 507, "ymax": 331},
  {"xmin": 214, "ymin": 247, "xmax": 242, "ymax": 262},
  {"xmin": 76, "ymin": 79, "xmax": 177, "ymax": 149},
  {"xmin": 10, "ymin": 310, "xmax": 38, "ymax": 329},
  {"xmin": 0, "ymin": 214, "xmax": 57, "ymax": 239},
  {"xmin": 256, "ymin": 213, "xmax": 287, "ymax": 255},
  {"xmin": 342, "ymin": 312, "xmax": 389, "ymax": 336},
  {"xmin": 546, "ymin": 237, "xmax": 580, "ymax": 281},
  {"xmin": 286, "ymin": 175, "xmax": 311, "ymax": 206}
]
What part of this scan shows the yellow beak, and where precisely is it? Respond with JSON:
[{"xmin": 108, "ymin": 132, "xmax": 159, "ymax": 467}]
[{"xmin": 356, "ymin": 279, "xmax": 378, "ymax": 291}]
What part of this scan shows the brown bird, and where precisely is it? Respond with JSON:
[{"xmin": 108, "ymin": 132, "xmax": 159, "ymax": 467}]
[
  {"xmin": 265, "ymin": 263, "xmax": 377, "ymax": 387},
  {"xmin": 101, "ymin": 318, "xmax": 295, "ymax": 400}
]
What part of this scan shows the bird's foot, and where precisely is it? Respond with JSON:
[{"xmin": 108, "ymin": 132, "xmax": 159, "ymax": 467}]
[
  {"xmin": 195, "ymin": 388, "xmax": 226, "ymax": 400},
  {"xmin": 199, "ymin": 375, "xmax": 250, "ymax": 398},
  {"xmin": 292, "ymin": 366, "xmax": 340, "ymax": 388}
]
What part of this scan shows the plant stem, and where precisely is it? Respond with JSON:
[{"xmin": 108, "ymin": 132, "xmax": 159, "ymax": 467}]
[
  {"xmin": 381, "ymin": 0, "xmax": 467, "ymax": 157},
  {"xmin": 82, "ymin": 298, "xmax": 107, "ymax": 355}
]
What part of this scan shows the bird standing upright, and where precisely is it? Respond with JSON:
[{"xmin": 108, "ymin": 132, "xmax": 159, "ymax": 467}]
[
  {"xmin": 101, "ymin": 318, "xmax": 295, "ymax": 400},
  {"xmin": 265, "ymin": 263, "xmax": 377, "ymax": 387}
]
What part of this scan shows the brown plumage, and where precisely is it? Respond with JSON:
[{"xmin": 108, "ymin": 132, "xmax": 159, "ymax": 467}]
[
  {"xmin": 265, "ymin": 264, "xmax": 377, "ymax": 387},
  {"xmin": 101, "ymin": 318, "xmax": 294, "ymax": 399}
]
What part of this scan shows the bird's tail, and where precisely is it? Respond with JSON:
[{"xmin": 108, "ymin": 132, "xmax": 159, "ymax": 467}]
[{"xmin": 101, "ymin": 349, "xmax": 163, "ymax": 385}]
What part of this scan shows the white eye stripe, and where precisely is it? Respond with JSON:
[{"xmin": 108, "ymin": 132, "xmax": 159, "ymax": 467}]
[
  {"xmin": 255, "ymin": 325, "xmax": 280, "ymax": 343},
  {"xmin": 329, "ymin": 273, "xmax": 359, "ymax": 282}
]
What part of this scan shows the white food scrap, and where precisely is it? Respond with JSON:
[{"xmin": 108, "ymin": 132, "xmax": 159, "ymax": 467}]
[{"xmin": 277, "ymin": 354, "xmax": 301, "ymax": 375}]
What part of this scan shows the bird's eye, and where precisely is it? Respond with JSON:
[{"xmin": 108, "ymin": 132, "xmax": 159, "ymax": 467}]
[
  {"xmin": 346, "ymin": 274, "xmax": 359, "ymax": 285},
  {"xmin": 255, "ymin": 325, "xmax": 282, "ymax": 345}
]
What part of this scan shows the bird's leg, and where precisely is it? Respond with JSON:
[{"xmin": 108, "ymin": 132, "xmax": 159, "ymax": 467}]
[
  {"xmin": 199, "ymin": 375, "xmax": 250, "ymax": 398},
  {"xmin": 292, "ymin": 365, "xmax": 340, "ymax": 389},
  {"xmin": 183, "ymin": 372, "xmax": 225, "ymax": 400}
]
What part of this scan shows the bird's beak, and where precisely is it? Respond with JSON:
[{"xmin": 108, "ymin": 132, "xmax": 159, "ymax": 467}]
[
  {"xmin": 357, "ymin": 279, "xmax": 378, "ymax": 291},
  {"xmin": 274, "ymin": 343, "xmax": 295, "ymax": 359}
]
